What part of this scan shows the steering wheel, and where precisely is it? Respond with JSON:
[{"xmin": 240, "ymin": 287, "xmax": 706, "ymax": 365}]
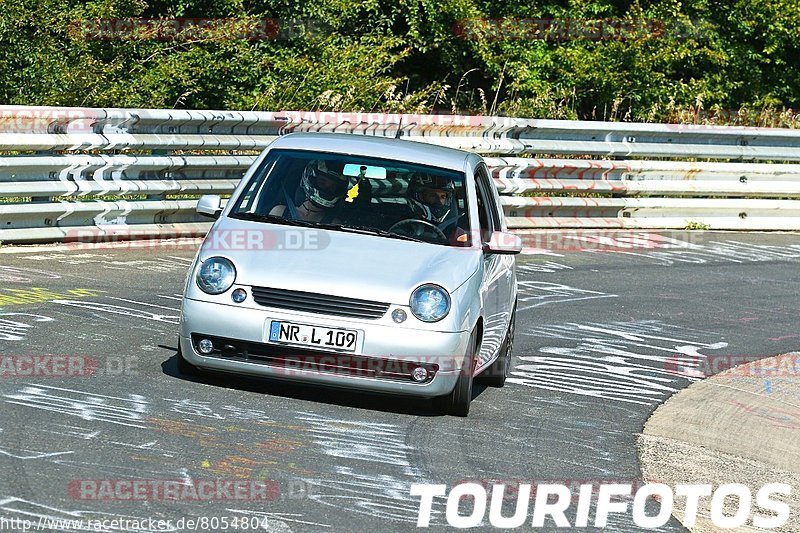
[{"xmin": 388, "ymin": 218, "xmax": 448, "ymax": 243}]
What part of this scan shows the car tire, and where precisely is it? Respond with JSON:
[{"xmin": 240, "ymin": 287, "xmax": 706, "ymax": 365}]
[
  {"xmin": 176, "ymin": 343, "xmax": 199, "ymax": 376},
  {"xmin": 437, "ymin": 329, "xmax": 478, "ymax": 417},
  {"xmin": 479, "ymin": 304, "xmax": 516, "ymax": 388}
]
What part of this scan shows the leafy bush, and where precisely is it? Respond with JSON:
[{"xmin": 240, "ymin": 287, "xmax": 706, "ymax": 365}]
[{"xmin": 1, "ymin": 0, "xmax": 798, "ymax": 121}]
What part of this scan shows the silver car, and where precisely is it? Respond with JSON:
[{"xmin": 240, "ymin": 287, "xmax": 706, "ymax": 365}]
[{"xmin": 178, "ymin": 133, "xmax": 520, "ymax": 416}]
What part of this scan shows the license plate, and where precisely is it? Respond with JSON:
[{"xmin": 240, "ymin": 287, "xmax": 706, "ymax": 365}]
[{"xmin": 268, "ymin": 321, "xmax": 358, "ymax": 352}]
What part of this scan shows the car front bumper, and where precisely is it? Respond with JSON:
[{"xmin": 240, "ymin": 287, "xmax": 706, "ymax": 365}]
[{"xmin": 179, "ymin": 297, "xmax": 471, "ymax": 398}]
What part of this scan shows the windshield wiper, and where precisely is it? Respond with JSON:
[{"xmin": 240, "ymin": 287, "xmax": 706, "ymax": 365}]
[
  {"xmin": 322, "ymin": 223, "xmax": 425, "ymax": 243},
  {"xmin": 228, "ymin": 212, "xmax": 315, "ymax": 227}
]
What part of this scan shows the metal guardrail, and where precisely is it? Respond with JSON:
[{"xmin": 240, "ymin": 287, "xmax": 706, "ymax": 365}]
[{"xmin": 3, "ymin": 106, "xmax": 800, "ymax": 243}]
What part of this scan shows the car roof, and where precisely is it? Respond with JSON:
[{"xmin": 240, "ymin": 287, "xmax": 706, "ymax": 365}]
[{"xmin": 268, "ymin": 133, "xmax": 475, "ymax": 172}]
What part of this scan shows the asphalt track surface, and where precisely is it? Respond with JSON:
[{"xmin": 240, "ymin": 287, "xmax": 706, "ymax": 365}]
[{"xmin": 0, "ymin": 230, "xmax": 799, "ymax": 532}]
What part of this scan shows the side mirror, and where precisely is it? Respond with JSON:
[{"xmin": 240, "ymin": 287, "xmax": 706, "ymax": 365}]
[
  {"xmin": 197, "ymin": 195, "xmax": 222, "ymax": 219},
  {"xmin": 483, "ymin": 231, "xmax": 523, "ymax": 255}
]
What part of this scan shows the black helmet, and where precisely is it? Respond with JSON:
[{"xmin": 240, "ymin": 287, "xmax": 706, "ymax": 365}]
[
  {"xmin": 407, "ymin": 173, "xmax": 455, "ymax": 223},
  {"xmin": 300, "ymin": 160, "xmax": 350, "ymax": 208}
]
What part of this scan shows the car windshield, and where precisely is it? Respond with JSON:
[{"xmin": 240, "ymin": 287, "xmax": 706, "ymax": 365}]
[{"xmin": 229, "ymin": 148, "xmax": 472, "ymax": 247}]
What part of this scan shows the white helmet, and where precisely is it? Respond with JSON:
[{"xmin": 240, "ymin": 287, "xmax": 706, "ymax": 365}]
[{"xmin": 300, "ymin": 160, "xmax": 350, "ymax": 208}]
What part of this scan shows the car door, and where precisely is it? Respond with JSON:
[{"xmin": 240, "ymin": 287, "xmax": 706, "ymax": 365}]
[
  {"xmin": 480, "ymin": 163, "xmax": 516, "ymax": 312},
  {"xmin": 474, "ymin": 164, "xmax": 510, "ymax": 372}
]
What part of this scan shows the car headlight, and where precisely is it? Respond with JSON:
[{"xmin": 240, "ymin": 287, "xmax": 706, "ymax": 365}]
[
  {"xmin": 196, "ymin": 257, "xmax": 236, "ymax": 294},
  {"xmin": 410, "ymin": 284, "xmax": 451, "ymax": 322}
]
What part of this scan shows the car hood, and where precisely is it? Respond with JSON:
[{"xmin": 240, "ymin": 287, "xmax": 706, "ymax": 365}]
[{"xmin": 198, "ymin": 219, "xmax": 481, "ymax": 305}]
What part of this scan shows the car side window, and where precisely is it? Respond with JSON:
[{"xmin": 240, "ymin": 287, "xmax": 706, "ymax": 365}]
[
  {"xmin": 237, "ymin": 157, "xmax": 279, "ymax": 213},
  {"xmin": 476, "ymin": 164, "xmax": 501, "ymax": 232},
  {"xmin": 474, "ymin": 166, "xmax": 495, "ymax": 241}
]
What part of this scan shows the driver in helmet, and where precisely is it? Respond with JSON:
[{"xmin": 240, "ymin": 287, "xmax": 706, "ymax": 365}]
[
  {"xmin": 270, "ymin": 159, "xmax": 350, "ymax": 223},
  {"xmin": 407, "ymin": 173, "xmax": 460, "ymax": 231},
  {"xmin": 389, "ymin": 173, "xmax": 467, "ymax": 244}
]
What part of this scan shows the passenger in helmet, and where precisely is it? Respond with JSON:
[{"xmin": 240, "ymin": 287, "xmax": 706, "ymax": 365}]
[{"xmin": 270, "ymin": 159, "xmax": 350, "ymax": 223}]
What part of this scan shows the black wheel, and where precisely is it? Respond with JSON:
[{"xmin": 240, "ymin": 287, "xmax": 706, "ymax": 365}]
[
  {"xmin": 176, "ymin": 343, "xmax": 199, "ymax": 376},
  {"xmin": 479, "ymin": 305, "xmax": 516, "ymax": 388},
  {"xmin": 436, "ymin": 330, "xmax": 478, "ymax": 417}
]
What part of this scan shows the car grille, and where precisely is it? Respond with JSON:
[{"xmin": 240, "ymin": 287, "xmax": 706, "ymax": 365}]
[{"xmin": 250, "ymin": 286, "xmax": 390, "ymax": 320}]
